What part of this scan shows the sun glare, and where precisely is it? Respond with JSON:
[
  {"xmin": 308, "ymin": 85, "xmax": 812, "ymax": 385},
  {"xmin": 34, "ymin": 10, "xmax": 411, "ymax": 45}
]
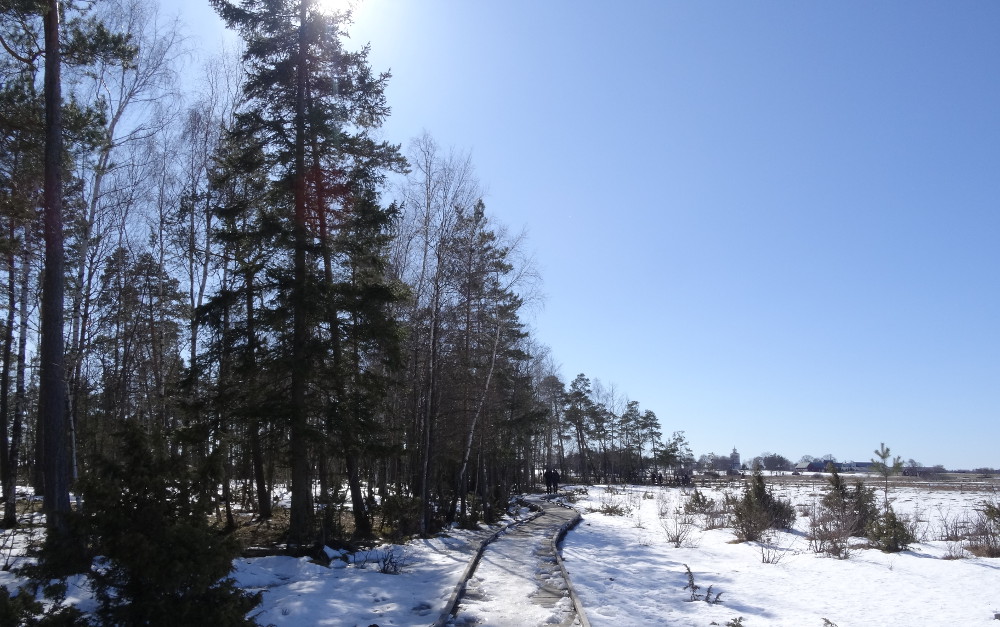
[{"xmin": 313, "ymin": 0, "xmax": 359, "ymax": 17}]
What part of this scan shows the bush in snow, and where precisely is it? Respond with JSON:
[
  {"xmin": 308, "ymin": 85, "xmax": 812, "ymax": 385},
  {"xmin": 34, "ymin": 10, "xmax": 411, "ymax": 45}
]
[
  {"xmin": 809, "ymin": 469, "xmax": 879, "ymax": 559},
  {"xmin": 683, "ymin": 488, "xmax": 714, "ymax": 515},
  {"xmin": 966, "ymin": 500, "xmax": 1000, "ymax": 558},
  {"xmin": 591, "ymin": 487, "xmax": 637, "ymax": 517},
  {"xmin": 865, "ymin": 507, "xmax": 915, "ymax": 553},
  {"xmin": 808, "ymin": 506, "xmax": 853, "ymax": 560},
  {"xmin": 821, "ymin": 469, "xmax": 878, "ymax": 537},
  {"xmin": 378, "ymin": 546, "xmax": 407, "ymax": 574},
  {"xmin": 934, "ymin": 506, "xmax": 970, "ymax": 542},
  {"xmin": 593, "ymin": 494, "xmax": 632, "ymax": 516},
  {"xmin": 561, "ymin": 487, "xmax": 588, "ymax": 504},
  {"xmin": 728, "ymin": 468, "xmax": 794, "ymax": 542},
  {"xmin": 683, "ymin": 488, "xmax": 728, "ymax": 530},
  {"xmin": 656, "ymin": 489, "xmax": 698, "ymax": 546}
]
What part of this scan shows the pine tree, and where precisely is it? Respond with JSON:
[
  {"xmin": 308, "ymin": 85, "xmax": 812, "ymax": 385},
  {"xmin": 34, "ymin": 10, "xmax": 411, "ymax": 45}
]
[
  {"xmin": 871, "ymin": 441, "xmax": 902, "ymax": 513},
  {"xmin": 867, "ymin": 442, "xmax": 913, "ymax": 552},
  {"xmin": 204, "ymin": 124, "xmax": 277, "ymax": 522},
  {"xmin": 37, "ymin": 0, "xmax": 75, "ymax": 568},
  {"xmin": 210, "ymin": 0, "xmax": 403, "ymax": 544},
  {"xmin": 565, "ymin": 374, "xmax": 595, "ymax": 483}
]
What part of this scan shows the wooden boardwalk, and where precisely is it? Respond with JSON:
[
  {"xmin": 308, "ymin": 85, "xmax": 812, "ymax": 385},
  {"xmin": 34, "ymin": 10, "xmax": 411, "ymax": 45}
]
[{"xmin": 442, "ymin": 496, "xmax": 589, "ymax": 627}]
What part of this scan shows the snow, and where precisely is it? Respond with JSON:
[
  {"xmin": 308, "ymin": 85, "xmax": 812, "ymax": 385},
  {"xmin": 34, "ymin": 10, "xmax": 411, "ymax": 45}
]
[
  {"xmin": 3, "ymin": 476, "xmax": 1000, "ymax": 626},
  {"xmin": 231, "ymin": 533, "xmax": 486, "ymax": 626},
  {"xmin": 560, "ymin": 480, "xmax": 1000, "ymax": 626},
  {"xmin": 221, "ymin": 477, "xmax": 1000, "ymax": 625}
]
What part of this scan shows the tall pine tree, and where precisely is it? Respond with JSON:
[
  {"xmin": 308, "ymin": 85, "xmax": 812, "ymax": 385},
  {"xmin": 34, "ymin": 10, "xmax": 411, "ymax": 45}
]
[{"xmin": 210, "ymin": 0, "xmax": 403, "ymax": 545}]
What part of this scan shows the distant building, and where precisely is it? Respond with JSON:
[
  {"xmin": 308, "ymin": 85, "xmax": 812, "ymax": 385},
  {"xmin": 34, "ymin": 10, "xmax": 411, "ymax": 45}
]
[
  {"xmin": 729, "ymin": 447, "xmax": 741, "ymax": 474},
  {"xmin": 795, "ymin": 461, "xmax": 826, "ymax": 473},
  {"xmin": 837, "ymin": 461, "xmax": 872, "ymax": 472}
]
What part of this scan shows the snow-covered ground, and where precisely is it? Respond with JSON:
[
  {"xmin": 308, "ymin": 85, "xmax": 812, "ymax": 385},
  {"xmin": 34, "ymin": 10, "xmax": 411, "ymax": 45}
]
[
  {"xmin": 231, "ymin": 533, "xmax": 474, "ymax": 626},
  {"xmin": 2, "ymin": 477, "xmax": 999, "ymax": 626},
  {"xmin": 561, "ymin": 479, "xmax": 1000, "ymax": 627}
]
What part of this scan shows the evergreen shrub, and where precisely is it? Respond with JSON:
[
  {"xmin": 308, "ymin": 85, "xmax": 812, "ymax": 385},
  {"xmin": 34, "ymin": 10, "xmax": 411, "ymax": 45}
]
[
  {"xmin": 0, "ymin": 582, "xmax": 86, "ymax": 626},
  {"xmin": 821, "ymin": 470, "xmax": 877, "ymax": 535},
  {"xmin": 683, "ymin": 488, "xmax": 714, "ymax": 515},
  {"xmin": 866, "ymin": 508, "xmax": 915, "ymax": 553},
  {"xmin": 728, "ymin": 468, "xmax": 794, "ymax": 542},
  {"xmin": 810, "ymin": 469, "xmax": 879, "ymax": 558},
  {"xmin": 81, "ymin": 423, "xmax": 260, "ymax": 626}
]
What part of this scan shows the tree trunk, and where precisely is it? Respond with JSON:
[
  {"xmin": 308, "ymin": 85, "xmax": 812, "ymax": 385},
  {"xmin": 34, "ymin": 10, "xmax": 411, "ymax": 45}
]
[
  {"xmin": 244, "ymin": 270, "xmax": 271, "ymax": 520},
  {"xmin": 418, "ymin": 280, "xmax": 441, "ymax": 535},
  {"xmin": 39, "ymin": 0, "xmax": 77, "ymax": 565},
  {"xmin": 0, "ymin": 246, "xmax": 15, "ymax": 519},
  {"xmin": 454, "ymin": 322, "xmax": 502, "ymax": 519},
  {"xmin": 345, "ymin": 453, "xmax": 371, "ymax": 537},
  {"xmin": 6, "ymin": 251, "xmax": 30, "ymax": 527},
  {"xmin": 287, "ymin": 0, "xmax": 313, "ymax": 547}
]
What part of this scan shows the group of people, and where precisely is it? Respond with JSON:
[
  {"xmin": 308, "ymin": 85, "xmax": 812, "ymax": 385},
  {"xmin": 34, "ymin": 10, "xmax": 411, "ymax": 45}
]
[{"xmin": 542, "ymin": 468, "xmax": 561, "ymax": 494}]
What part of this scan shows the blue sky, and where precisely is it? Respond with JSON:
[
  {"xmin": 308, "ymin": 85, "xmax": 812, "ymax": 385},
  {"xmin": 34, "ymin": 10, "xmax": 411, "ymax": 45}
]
[{"xmin": 176, "ymin": 0, "xmax": 1000, "ymax": 470}]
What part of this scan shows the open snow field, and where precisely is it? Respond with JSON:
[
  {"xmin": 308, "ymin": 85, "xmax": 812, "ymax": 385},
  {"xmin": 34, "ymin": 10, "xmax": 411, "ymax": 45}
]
[{"xmin": 561, "ymin": 478, "xmax": 1000, "ymax": 627}]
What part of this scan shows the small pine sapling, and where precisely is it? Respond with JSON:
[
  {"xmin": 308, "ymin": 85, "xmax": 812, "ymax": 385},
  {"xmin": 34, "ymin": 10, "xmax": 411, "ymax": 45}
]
[{"xmin": 871, "ymin": 442, "xmax": 903, "ymax": 514}]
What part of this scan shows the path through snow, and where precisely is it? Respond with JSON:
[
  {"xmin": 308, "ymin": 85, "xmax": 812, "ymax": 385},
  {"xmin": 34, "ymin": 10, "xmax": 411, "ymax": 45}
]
[{"xmin": 448, "ymin": 497, "xmax": 585, "ymax": 626}]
